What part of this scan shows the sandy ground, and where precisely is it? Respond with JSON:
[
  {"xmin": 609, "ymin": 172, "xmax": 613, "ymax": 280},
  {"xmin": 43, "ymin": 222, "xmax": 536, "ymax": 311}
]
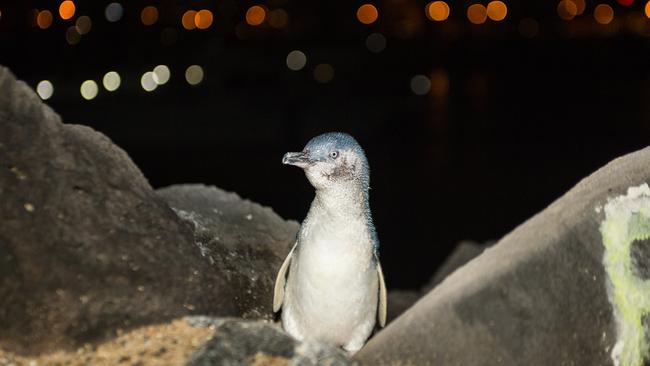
[{"xmin": 0, "ymin": 318, "xmax": 214, "ymax": 366}]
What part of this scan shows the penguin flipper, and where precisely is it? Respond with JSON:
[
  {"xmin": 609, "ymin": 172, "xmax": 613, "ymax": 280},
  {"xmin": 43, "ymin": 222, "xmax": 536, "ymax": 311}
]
[
  {"xmin": 273, "ymin": 242, "xmax": 297, "ymax": 313},
  {"xmin": 376, "ymin": 257, "xmax": 387, "ymax": 327}
]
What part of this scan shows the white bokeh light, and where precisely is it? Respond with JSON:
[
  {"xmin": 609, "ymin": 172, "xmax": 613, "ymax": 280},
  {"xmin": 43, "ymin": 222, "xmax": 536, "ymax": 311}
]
[
  {"xmin": 366, "ymin": 33, "xmax": 386, "ymax": 53},
  {"xmin": 286, "ymin": 50, "xmax": 307, "ymax": 71},
  {"xmin": 105, "ymin": 2, "xmax": 123, "ymax": 22},
  {"xmin": 36, "ymin": 80, "xmax": 54, "ymax": 100},
  {"xmin": 153, "ymin": 65, "xmax": 170, "ymax": 85},
  {"xmin": 141, "ymin": 71, "xmax": 157, "ymax": 92},
  {"xmin": 185, "ymin": 65, "xmax": 204, "ymax": 86},
  {"xmin": 80, "ymin": 80, "xmax": 99, "ymax": 100},
  {"xmin": 410, "ymin": 75, "xmax": 431, "ymax": 96},
  {"xmin": 102, "ymin": 71, "xmax": 121, "ymax": 92}
]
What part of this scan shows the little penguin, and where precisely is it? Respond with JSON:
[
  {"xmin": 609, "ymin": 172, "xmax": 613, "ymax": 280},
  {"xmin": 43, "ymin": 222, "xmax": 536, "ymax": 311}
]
[{"xmin": 273, "ymin": 132, "xmax": 387, "ymax": 354}]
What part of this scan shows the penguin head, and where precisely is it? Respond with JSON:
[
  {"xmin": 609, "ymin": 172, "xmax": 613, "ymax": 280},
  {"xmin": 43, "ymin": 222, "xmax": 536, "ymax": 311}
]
[{"xmin": 283, "ymin": 132, "xmax": 369, "ymax": 192}]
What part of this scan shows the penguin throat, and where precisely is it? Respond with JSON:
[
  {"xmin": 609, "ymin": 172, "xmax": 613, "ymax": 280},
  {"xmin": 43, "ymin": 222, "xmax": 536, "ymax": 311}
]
[{"xmin": 313, "ymin": 186, "xmax": 369, "ymax": 219}]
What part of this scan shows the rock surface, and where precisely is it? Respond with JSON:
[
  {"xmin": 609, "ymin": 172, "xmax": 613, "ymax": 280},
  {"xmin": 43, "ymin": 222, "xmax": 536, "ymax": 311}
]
[
  {"xmin": 386, "ymin": 241, "xmax": 488, "ymax": 323},
  {"xmin": 423, "ymin": 240, "xmax": 487, "ymax": 293},
  {"xmin": 385, "ymin": 290, "xmax": 420, "ymax": 324},
  {"xmin": 187, "ymin": 319, "xmax": 355, "ymax": 366},
  {"xmin": 157, "ymin": 184, "xmax": 299, "ymax": 319},
  {"xmin": 356, "ymin": 148, "xmax": 650, "ymax": 365},
  {"xmin": 0, "ymin": 67, "xmax": 297, "ymax": 353}
]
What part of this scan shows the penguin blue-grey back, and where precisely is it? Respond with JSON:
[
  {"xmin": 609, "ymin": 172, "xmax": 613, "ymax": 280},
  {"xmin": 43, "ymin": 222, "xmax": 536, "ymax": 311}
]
[{"xmin": 273, "ymin": 132, "xmax": 387, "ymax": 354}]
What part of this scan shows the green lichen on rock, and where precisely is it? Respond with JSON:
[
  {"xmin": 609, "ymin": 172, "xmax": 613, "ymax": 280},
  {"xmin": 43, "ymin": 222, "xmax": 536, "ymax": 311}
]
[{"xmin": 600, "ymin": 183, "xmax": 650, "ymax": 366}]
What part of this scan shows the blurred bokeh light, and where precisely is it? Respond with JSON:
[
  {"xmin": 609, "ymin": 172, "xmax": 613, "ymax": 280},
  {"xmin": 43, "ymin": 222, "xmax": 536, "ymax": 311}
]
[
  {"xmin": 246, "ymin": 6, "xmax": 266, "ymax": 26},
  {"xmin": 411, "ymin": 75, "xmax": 431, "ymax": 95},
  {"xmin": 141, "ymin": 71, "xmax": 157, "ymax": 92},
  {"xmin": 487, "ymin": 1, "xmax": 508, "ymax": 21},
  {"xmin": 105, "ymin": 3, "xmax": 123, "ymax": 22},
  {"xmin": 182, "ymin": 10, "xmax": 197, "ymax": 30},
  {"xmin": 594, "ymin": 4, "xmax": 615, "ymax": 24},
  {"xmin": 313, "ymin": 64, "xmax": 335, "ymax": 83},
  {"xmin": 80, "ymin": 80, "xmax": 98, "ymax": 100},
  {"xmin": 467, "ymin": 4, "xmax": 488, "ymax": 24},
  {"xmin": 268, "ymin": 9, "xmax": 289, "ymax": 28},
  {"xmin": 153, "ymin": 65, "xmax": 171, "ymax": 85},
  {"xmin": 425, "ymin": 1, "xmax": 450, "ymax": 21},
  {"xmin": 36, "ymin": 10, "xmax": 53, "ymax": 29},
  {"xmin": 36, "ymin": 80, "xmax": 53, "ymax": 100},
  {"xmin": 58, "ymin": 1, "xmax": 75, "ymax": 20},
  {"xmin": 185, "ymin": 65, "xmax": 204, "ymax": 85},
  {"xmin": 141, "ymin": 6, "xmax": 158, "ymax": 26},
  {"xmin": 357, "ymin": 4, "xmax": 379, "ymax": 24},
  {"xmin": 286, "ymin": 50, "xmax": 307, "ymax": 71},
  {"xmin": 366, "ymin": 33, "xmax": 387, "ymax": 53},
  {"xmin": 102, "ymin": 71, "xmax": 121, "ymax": 92},
  {"xmin": 195, "ymin": 10, "xmax": 213, "ymax": 30},
  {"xmin": 75, "ymin": 16, "xmax": 92, "ymax": 35}
]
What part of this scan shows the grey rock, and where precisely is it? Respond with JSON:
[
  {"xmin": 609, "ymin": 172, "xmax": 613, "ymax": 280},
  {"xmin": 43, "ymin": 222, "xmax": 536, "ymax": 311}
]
[
  {"xmin": 386, "ymin": 242, "xmax": 488, "ymax": 324},
  {"xmin": 356, "ymin": 148, "xmax": 650, "ymax": 365},
  {"xmin": 423, "ymin": 240, "xmax": 487, "ymax": 293},
  {"xmin": 186, "ymin": 319, "xmax": 355, "ymax": 366},
  {"xmin": 0, "ymin": 66, "xmax": 197, "ymax": 351},
  {"xmin": 0, "ymin": 67, "xmax": 297, "ymax": 353},
  {"xmin": 157, "ymin": 184, "xmax": 300, "ymax": 320},
  {"xmin": 386, "ymin": 290, "xmax": 420, "ymax": 324},
  {"xmin": 185, "ymin": 315, "xmax": 236, "ymax": 329}
]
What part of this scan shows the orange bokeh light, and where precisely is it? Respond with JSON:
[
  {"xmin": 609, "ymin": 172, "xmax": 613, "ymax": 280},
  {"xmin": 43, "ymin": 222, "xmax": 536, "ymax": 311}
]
[
  {"xmin": 557, "ymin": 0, "xmax": 578, "ymax": 20},
  {"xmin": 356, "ymin": 4, "xmax": 378, "ymax": 25},
  {"xmin": 487, "ymin": 1, "xmax": 507, "ymax": 21},
  {"xmin": 182, "ymin": 10, "xmax": 197, "ymax": 30},
  {"xmin": 37, "ymin": 10, "xmax": 53, "ymax": 29},
  {"xmin": 268, "ymin": 9, "xmax": 289, "ymax": 28},
  {"xmin": 195, "ymin": 9, "xmax": 213, "ymax": 29},
  {"xmin": 246, "ymin": 5, "xmax": 266, "ymax": 26},
  {"xmin": 426, "ymin": 1, "xmax": 450, "ymax": 21},
  {"xmin": 467, "ymin": 4, "xmax": 487, "ymax": 24},
  {"xmin": 594, "ymin": 3, "xmax": 614, "ymax": 24},
  {"xmin": 646, "ymin": 0, "xmax": 650, "ymax": 18},
  {"xmin": 59, "ymin": 1, "xmax": 75, "ymax": 20},
  {"xmin": 141, "ymin": 6, "xmax": 158, "ymax": 26}
]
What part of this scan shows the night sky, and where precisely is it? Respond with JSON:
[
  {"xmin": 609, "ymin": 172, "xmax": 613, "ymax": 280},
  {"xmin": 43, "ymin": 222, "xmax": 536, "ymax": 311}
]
[{"xmin": 2, "ymin": 0, "xmax": 649, "ymax": 289}]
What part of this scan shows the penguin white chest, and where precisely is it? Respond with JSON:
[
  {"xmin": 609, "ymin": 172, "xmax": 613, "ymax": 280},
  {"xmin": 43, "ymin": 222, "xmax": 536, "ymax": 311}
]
[{"xmin": 283, "ymin": 225, "xmax": 379, "ymax": 350}]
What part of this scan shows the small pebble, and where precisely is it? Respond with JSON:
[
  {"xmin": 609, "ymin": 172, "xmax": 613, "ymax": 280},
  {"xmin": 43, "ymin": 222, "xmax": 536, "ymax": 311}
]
[{"xmin": 24, "ymin": 203, "xmax": 34, "ymax": 212}]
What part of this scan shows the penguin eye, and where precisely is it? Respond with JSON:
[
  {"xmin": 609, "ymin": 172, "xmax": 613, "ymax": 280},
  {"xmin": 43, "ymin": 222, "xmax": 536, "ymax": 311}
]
[{"xmin": 329, "ymin": 151, "xmax": 339, "ymax": 159}]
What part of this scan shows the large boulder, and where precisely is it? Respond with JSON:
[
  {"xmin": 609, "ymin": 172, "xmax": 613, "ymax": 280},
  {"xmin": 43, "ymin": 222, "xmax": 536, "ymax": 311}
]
[
  {"xmin": 357, "ymin": 147, "xmax": 650, "ymax": 366},
  {"xmin": 186, "ymin": 319, "xmax": 354, "ymax": 366},
  {"xmin": 0, "ymin": 67, "xmax": 297, "ymax": 353}
]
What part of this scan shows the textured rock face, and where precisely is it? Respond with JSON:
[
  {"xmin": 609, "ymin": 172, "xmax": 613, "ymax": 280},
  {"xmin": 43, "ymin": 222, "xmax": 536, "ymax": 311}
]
[
  {"xmin": 0, "ymin": 67, "xmax": 298, "ymax": 353},
  {"xmin": 386, "ymin": 241, "xmax": 487, "ymax": 323},
  {"xmin": 356, "ymin": 148, "xmax": 650, "ymax": 366},
  {"xmin": 186, "ymin": 319, "xmax": 354, "ymax": 366},
  {"xmin": 385, "ymin": 290, "xmax": 420, "ymax": 324},
  {"xmin": 157, "ymin": 184, "xmax": 299, "ymax": 319}
]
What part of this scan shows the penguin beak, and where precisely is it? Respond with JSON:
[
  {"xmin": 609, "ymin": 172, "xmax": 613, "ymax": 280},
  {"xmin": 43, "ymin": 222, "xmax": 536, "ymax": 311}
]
[{"xmin": 283, "ymin": 151, "xmax": 313, "ymax": 168}]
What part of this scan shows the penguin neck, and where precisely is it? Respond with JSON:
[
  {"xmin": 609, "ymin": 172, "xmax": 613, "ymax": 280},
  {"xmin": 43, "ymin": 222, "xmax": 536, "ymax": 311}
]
[{"xmin": 312, "ymin": 185, "xmax": 369, "ymax": 220}]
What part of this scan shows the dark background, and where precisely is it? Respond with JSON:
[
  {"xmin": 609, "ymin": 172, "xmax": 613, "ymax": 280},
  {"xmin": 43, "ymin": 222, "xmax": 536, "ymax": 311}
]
[{"xmin": 2, "ymin": 0, "xmax": 649, "ymax": 290}]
